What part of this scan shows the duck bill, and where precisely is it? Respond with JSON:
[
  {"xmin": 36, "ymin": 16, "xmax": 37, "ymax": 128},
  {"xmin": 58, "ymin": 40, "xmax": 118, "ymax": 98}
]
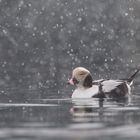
[{"xmin": 67, "ymin": 78, "xmax": 74, "ymax": 85}]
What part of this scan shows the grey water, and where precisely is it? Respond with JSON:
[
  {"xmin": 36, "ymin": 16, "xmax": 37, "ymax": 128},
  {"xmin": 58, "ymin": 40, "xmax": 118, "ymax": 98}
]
[{"xmin": 0, "ymin": 86, "xmax": 140, "ymax": 140}]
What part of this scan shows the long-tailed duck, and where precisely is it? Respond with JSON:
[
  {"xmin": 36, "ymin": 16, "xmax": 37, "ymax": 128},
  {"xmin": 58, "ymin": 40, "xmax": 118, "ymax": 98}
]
[{"xmin": 68, "ymin": 67, "xmax": 139, "ymax": 98}]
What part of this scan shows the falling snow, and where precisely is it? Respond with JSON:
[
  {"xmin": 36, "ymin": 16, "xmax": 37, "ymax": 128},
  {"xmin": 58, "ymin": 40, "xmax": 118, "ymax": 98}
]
[{"xmin": 0, "ymin": 0, "xmax": 139, "ymax": 94}]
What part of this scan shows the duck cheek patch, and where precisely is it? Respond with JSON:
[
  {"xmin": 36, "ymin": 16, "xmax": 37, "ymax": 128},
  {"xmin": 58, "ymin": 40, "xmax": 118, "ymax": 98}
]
[{"xmin": 83, "ymin": 74, "xmax": 93, "ymax": 88}]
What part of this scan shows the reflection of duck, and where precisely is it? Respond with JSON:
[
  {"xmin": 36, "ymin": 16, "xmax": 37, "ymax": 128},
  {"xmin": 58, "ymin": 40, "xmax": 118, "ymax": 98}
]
[
  {"xmin": 70, "ymin": 98, "xmax": 131, "ymax": 123},
  {"xmin": 68, "ymin": 67, "xmax": 139, "ymax": 98},
  {"xmin": 70, "ymin": 99, "xmax": 104, "ymax": 118}
]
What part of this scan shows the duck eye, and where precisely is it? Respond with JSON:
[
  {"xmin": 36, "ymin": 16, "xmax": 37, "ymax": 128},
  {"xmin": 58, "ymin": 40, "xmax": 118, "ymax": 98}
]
[{"xmin": 79, "ymin": 73, "xmax": 85, "ymax": 75}]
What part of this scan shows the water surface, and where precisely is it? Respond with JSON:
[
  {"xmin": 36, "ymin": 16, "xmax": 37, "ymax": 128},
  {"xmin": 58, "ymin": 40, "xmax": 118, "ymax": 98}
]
[{"xmin": 0, "ymin": 88, "xmax": 140, "ymax": 140}]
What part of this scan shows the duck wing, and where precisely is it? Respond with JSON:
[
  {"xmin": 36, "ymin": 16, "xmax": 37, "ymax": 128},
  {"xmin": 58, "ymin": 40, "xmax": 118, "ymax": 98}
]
[
  {"xmin": 92, "ymin": 79, "xmax": 130, "ymax": 98},
  {"xmin": 101, "ymin": 80, "xmax": 125, "ymax": 93},
  {"xmin": 92, "ymin": 79, "xmax": 105, "ymax": 84}
]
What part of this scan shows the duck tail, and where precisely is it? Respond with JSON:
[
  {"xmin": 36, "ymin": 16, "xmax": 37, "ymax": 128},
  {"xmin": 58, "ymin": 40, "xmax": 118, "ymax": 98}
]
[{"xmin": 127, "ymin": 69, "xmax": 140, "ymax": 84}]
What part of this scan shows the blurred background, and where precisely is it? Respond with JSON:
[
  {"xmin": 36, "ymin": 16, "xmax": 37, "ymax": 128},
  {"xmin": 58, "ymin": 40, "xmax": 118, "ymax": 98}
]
[{"xmin": 0, "ymin": 0, "xmax": 140, "ymax": 98}]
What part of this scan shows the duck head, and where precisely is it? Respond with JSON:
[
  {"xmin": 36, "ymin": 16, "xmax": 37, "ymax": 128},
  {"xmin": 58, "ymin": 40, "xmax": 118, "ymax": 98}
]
[{"xmin": 68, "ymin": 67, "xmax": 93, "ymax": 88}]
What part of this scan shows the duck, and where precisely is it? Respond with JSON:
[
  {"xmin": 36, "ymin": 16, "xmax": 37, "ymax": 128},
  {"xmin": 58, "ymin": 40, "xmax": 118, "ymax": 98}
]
[{"xmin": 68, "ymin": 67, "xmax": 140, "ymax": 99}]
